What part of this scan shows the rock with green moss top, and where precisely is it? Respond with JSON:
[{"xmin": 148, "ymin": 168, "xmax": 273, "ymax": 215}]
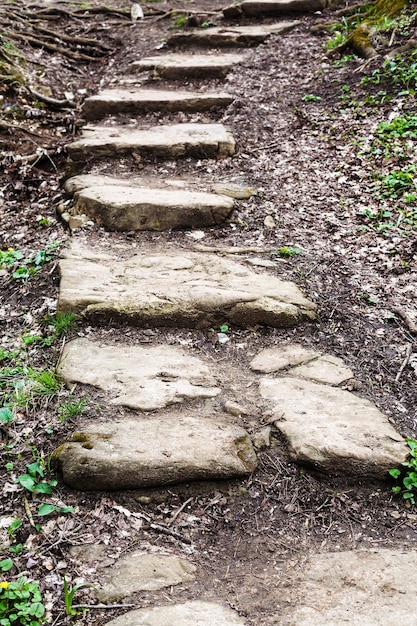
[{"xmin": 53, "ymin": 414, "xmax": 258, "ymax": 491}]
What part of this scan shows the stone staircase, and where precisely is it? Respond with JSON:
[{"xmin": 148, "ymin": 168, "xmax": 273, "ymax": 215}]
[{"xmin": 53, "ymin": 2, "xmax": 413, "ymax": 623}]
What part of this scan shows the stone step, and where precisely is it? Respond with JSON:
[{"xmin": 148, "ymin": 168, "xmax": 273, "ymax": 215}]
[
  {"xmin": 167, "ymin": 22, "xmax": 298, "ymax": 48},
  {"xmin": 103, "ymin": 601, "xmax": 247, "ymax": 626},
  {"xmin": 67, "ymin": 123, "xmax": 235, "ymax": 163},
  {"xmin": 259, "ymin": 375, "xmax": 407, "ymax": 478},
  {"xmin": 280, "ymin": 549, "xmax": 417, "ymax": 625},
  {"xmin": 83, "ymin": 89, "xmax": 234, "ymax": 120},
  {"xmin": 55, "ymin": 335, "xmax": 407, "ymax": 484},
  {"xmin": 223, "ymin": 0, "xmax": 327, "ymax": 18},
  {"xmin": 96, "ymin": 552, "xmax": 196, "ymax": 602},
  {"xmin": 131, "ymin": 52, "xmax": 249, "ymax": 79},
  {"xmin": 70, "ymin": 545, "xmax": 197, "ymax": 604},
  {"xmin": 57, "ymin": 338, "xmax": 220, "ymax": 412},
  {"xmin": 66, "ymin": 183, "xmax": 234, "ymax": 231},
  {"xmin": 57, "ymin": 240, "xmax": 318, "ymax": 328},
  {"xmin": 52, "ymin": 413, "xmax": 257, "ymax": 490}
]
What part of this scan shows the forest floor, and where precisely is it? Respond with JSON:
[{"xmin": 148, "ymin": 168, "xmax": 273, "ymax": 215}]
[{"xmin": 1, "ymin": 0, "xmax": 417, "ymax": 624}]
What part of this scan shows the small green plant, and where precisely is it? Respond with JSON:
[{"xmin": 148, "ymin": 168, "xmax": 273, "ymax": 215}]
[
  {"xmin": 275, "ymin": 246, "xmax": 301, "ymax": 257},
  {"xmin": 0, "ymin": 408, "xmax": 13, "ymax": 424},
  {"xmin": 37, "ymin": 503, "xmax": 75, "ymax": 517},
  {"xmin": 36, "ymin": 216, "xmax": 55, "ymax": 228},
  {"xmin": 209, "ymin": 324, "xmax": 229, "ymax": 333},
  {"xmin": 0, "ymin": 560, "xmax": 13, "ymax": 573},
  {"xmin": 16, "ymin": 460, "xmax": 57, "ymax": 496},
  {"xmin": 357, "ymin": 292, "xmax": 378, "ymax": 304},
  {"xmin": 9, "ymin": 367, "xmax": 61, "ymax": 409},
  {"xmin": 302, "ymin": 94, "xmax": 322, "ymax": 103},
  {"xmin": 44, "ymin": 312, "xmax": 77, "ymax": 338},
  {"xmin": 63, "ymin": 577, "xmax": 88, "ymax": 617},
  {"xmin": 5, "ymin": 243, "xmax": 59, "ymax": 281},
  {"xmin": 0, "ymin": 248, "xmax": 23, "ymax": 266},
  {"xmin": 0, "ymin": 577, "xmax": 46, "ymax": 625},
  {"xmin": 169, "ymin": 14, "xmax": 187, "ymax": 29},
  {"xmin": 362, "ymin": 50, "xmax": 417, "ymax": 96},
  {"xmin": 379, "ymin": 166, "xmax": 417, "ymax": 200},
  {"xmin": 6, "ymin": 518, "xmax": 22, "ymax": 541},
  {"xmin": 58, "ymin": 396, "xmax": 87, "ymax": 423},
  {"xmin": 389, "ymin": 438, "xmax": 417, "ymax": 504}
]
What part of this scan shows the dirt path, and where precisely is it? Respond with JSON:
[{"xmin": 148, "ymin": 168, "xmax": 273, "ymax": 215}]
[{"xmin": 1, "ymin": 1, "xmax": 417, "ymax": 624}]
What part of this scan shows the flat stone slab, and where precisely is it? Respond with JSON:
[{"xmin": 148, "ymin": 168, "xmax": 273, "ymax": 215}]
[
  {"xmin": 58, "ymin": 338, "xmax": 219, "ymax": 411},
  {"xmin": 250, "ymin": 344, "xmax": 320, "ymax": 373},
  {"xmin": 290, "ymin": 354, "xmax": 353, "ymax": 385},
  {"xmin": 53, "ymin": 414, "xmax": 258, "ymax": 490},
  {"xmin": 250, "ymin": 345, "xmax": 353, "ymax": 385},
  {"xmin": 104, "ymin": 601, "xmax": 247, "ymax": 626},
  {"xmin": 167, "ymin": 22, "xmax": 298, "ymax": 48},
  {"xmin": 96, "ymin": 552, "xmax": 196, "ymax": 602},
  {"xmin": 67, "ymin": 123, "xmax": 235, "ymax": 162},
  {"xmin": 281, "ymin": 549, "xmax": 417, "ymax": 625},
  {"xmin": 58, "ymin": 240, "xmax": 317, "ymax": 328},
  {"xmin": 69, "ymin": 184, "xmax": 234, "ymax": 231},
  {"xmin": 223, "ymin": 0, "xmax": 327, "ymax": 18},
  {"xmin": 131, "ymin": 53, "xmax": 249, "ymax": 79},
  {"xmin": 64, "ymin": 174, "xmax": 194, "ymax": 195},
  {"xmin": 259, "ymin": 377, "xmax": 407, "ymax": 478},
  {"xmin": 83, "ymin": 89, "xmax": 234, "ymax": 120}
]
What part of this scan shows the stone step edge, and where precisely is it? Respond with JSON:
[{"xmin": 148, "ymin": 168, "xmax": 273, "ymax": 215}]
[{"xmin": 83, "ymin": 89, "xmax": 234, "ymax": 120}]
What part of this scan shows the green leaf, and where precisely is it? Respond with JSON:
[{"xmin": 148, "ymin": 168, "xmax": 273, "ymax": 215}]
[
  {"xmin": 37, "ymin": 504, "xmax": 57, "ymax": 516},
  {"xmin": 16, "ymin": 475, "xmax": 35, "ymax": 491},
  {"xmin": 392, "ymin": 486, "xmax": 402, "ymax": 493},
  {"xmin": 0, "ymin": 408, "xmax": 13, "ymax": 424},
  {"xmin": 388, "ymin": 468, "xmax": 401, "ymax": 479},
  {"xmin": 32, "ymin": 483, "xmax": 53, "ymax": 495},
  {"xmin": 0, "ymin": 559, "xmax": 13, "ymax": 572},
  {"xmin": 26, "ymin": 461, "xmax": 44, "ymax": 479},
  {"xmin": 29, "ymin": 602, "xmax": 45, "ymax": 618},
  {"xmin": 59, "ymin": 506, "xmax": 75, "ymax": 514}
]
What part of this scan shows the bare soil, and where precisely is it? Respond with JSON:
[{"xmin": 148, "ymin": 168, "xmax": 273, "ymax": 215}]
[{"xmin": 1, "ymin": 1, "xmax": 417, "ymax": 624}]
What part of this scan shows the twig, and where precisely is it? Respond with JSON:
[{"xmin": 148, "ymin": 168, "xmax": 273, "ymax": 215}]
[
  {"xmin": 192, "ymin": 244, "xmax": 277, "ymax": 254},
  {"xmin": 24, "ymin": 497, "xmax": 35, "ymax": 527},
  {"xmin": 395, "ymin": 343, "xmax": 413, "ymax": 382},
  {"xmin": 0, "ymin": 120, "xmax": 45, "ymax": 138},
  {"xmin": 149, "ymin": 522, "xmax": 192, "ymax": 544},
  {"xmin": 72, "ymin": 604, "xmax": 136, "ymax": 609},
  {"xmin": 167, "ymin": 496, "xmax": 193, "ymax": 527},
  {"xmin": 390, "ymin": 304, "xmax": 417, "ymax": 334},
  {"xmin": 27, "ymin": 88, "xmax": 76, "ymax": 109},
  {"xmin": 5, "ymin": 31, "xmax": 104, "ymax": 62}
]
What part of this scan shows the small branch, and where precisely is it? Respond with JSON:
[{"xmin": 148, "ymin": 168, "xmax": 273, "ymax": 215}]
[
  {"xmin": 27, "ymin": 87, "xmax": 76, "ymax": 109},
  {"xmin": 149, "ymin": 522, "xmax": 192, "ymax": 544},
  {"xmin": 72, "ymin": 603, "xmax": 136, "ymax": 610},
  {"xmin": 29, "ymin": 23, "xmax": 114, "ymax": 51},
  {"xmin": 0, "ymin": 120, "xmax": 45, "ymax": 137},
  {"xmin": 5, "ymin": 31, "xmax": 104, "ymax": 61},
  {"xmin": 167, "ymin": 496, "xmax": 193, "ymax": 527},
  {"xmin": 333, "ymin": 1, "xmax": 375, "ymax": 17},
  {"xmin": 395, "ymin": 344, "xmax": 413, "ymax": 382},
  {"xmin": 390, "ymin": 304, "xmax": 417, "ymax": 334},
  {"xmin": 387, "ymin": 39, "xmax": 417, "ymax": 58}
]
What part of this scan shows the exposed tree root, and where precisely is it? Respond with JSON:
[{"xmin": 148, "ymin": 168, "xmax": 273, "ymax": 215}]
[
  {"xmin": 323, "ymin": 0, "xmax": 409, "ymax": 59},
  {"xmin": 0, "ymin": 0, "xmax": 117, "ymax": 103},
  {"xmin": 26, "ymin": 88, "xmax": 76, "ymax": 110}
]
